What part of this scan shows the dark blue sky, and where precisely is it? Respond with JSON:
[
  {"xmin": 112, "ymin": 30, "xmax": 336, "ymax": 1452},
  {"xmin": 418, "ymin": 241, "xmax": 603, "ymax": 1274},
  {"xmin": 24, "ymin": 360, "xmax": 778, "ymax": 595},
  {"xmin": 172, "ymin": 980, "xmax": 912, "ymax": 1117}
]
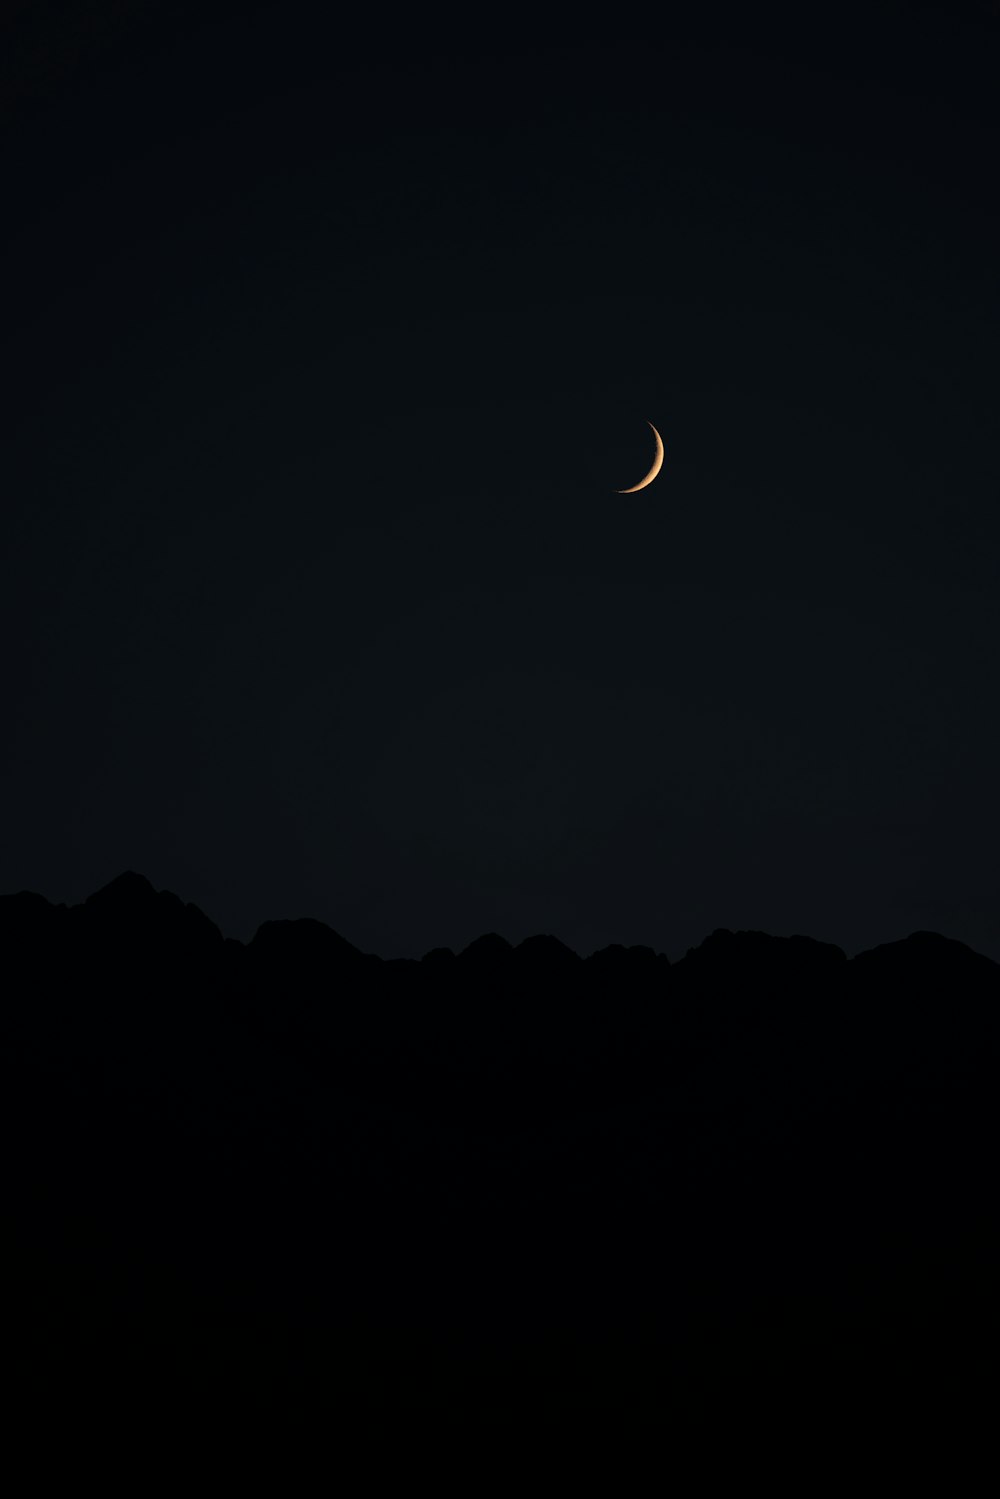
[{"xmin": 2, "ymin": 2, "xmax": 998, "ymax": 957}]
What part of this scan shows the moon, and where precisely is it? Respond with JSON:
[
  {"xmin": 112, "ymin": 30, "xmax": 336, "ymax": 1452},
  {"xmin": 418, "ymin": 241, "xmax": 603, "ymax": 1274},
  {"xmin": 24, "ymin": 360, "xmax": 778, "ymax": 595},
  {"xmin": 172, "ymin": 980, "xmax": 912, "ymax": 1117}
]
[{"xmin": 616, "ymin": 420, "xmax": 664, "ymax": 493}]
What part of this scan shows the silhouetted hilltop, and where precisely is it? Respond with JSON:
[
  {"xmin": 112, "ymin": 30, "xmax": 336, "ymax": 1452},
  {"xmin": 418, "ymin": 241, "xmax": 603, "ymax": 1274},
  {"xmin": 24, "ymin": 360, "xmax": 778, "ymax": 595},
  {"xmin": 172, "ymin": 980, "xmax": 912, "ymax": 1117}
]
[
  {"xmin": 456, "ymin": 930, "xmax": 513, "ymax": 965},
  {"xmin": 85, "ymin": 868, "xmax": 224, "ymax": 945},
  {"xmin": 2, "ymin": 872, "xmax": 998, "ymax": 1432}
]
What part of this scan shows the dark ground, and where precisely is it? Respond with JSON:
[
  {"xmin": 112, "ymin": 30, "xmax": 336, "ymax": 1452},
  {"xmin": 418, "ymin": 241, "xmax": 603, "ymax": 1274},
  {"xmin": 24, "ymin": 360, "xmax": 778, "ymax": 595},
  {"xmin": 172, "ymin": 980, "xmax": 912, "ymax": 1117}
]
[{"xmin": 3, "ymin": 872, "xmax": 997, "ymax": 1469}]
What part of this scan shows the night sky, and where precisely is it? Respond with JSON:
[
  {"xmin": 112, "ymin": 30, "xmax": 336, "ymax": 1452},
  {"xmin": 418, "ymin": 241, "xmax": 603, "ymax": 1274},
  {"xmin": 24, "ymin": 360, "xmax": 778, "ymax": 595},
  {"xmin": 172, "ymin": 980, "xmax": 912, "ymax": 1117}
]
[{"xmin": 3, "ymin": 1, "xmax": 998, "ymax": 960}]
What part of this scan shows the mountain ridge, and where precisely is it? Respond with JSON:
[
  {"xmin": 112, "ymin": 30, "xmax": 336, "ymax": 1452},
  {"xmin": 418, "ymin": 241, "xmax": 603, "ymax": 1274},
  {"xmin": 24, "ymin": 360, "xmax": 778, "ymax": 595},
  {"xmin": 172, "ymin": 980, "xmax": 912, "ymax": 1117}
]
[{"xmin": 4, "ymin": 868, "xmax": 995, "ymax": 971}]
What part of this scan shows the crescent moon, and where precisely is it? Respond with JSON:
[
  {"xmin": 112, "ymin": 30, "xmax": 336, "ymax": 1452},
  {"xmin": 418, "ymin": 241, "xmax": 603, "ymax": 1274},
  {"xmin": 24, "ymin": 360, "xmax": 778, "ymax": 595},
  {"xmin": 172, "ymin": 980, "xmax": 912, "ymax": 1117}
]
[{"xmin": 616, "ymin": 421, "xmax": 664, "ymax": 493}]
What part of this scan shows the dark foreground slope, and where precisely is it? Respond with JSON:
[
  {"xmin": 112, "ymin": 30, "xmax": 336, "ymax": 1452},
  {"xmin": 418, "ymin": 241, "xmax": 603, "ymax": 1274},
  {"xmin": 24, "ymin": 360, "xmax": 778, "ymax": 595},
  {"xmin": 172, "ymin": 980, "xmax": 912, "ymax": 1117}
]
[{"xmin": 2, "ymin": 874, "xmax": 998, "ymax": 1446}]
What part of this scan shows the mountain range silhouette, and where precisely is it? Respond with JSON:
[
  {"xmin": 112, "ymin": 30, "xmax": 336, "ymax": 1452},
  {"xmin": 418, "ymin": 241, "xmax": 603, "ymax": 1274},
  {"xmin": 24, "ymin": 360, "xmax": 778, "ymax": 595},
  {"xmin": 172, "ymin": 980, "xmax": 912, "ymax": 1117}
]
[{"xmin": 3, "ymin": 872, "xmax": 998, "ymax": 1448}]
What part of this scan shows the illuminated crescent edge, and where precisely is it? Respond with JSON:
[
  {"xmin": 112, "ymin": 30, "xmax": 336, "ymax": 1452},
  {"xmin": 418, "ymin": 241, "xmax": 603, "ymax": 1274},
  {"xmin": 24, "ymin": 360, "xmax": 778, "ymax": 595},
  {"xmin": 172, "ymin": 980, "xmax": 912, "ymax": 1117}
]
[{"xmin": 616, "ymin": 421, "xmax": 664, "ymax": 493}]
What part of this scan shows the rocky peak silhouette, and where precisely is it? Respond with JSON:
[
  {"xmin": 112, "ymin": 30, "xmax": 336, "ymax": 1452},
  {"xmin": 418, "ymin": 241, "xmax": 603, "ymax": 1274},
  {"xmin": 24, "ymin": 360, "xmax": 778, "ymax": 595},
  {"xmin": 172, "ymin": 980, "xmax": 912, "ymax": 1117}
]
[
  {"xmin": 513, "ymin": 933, "xmax": 580, "ymax": 967},
  {"xmin": 457, "ymin": 931, "xmax": 513, "ymax": 964}
]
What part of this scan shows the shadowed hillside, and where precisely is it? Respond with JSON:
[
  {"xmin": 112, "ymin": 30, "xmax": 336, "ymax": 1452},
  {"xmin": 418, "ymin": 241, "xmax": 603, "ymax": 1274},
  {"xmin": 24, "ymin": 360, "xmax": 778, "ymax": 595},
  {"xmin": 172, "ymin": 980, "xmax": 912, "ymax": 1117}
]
[{"xmin": 3, "ymin": 873, "xmax": 998, "ymax": 1442}]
